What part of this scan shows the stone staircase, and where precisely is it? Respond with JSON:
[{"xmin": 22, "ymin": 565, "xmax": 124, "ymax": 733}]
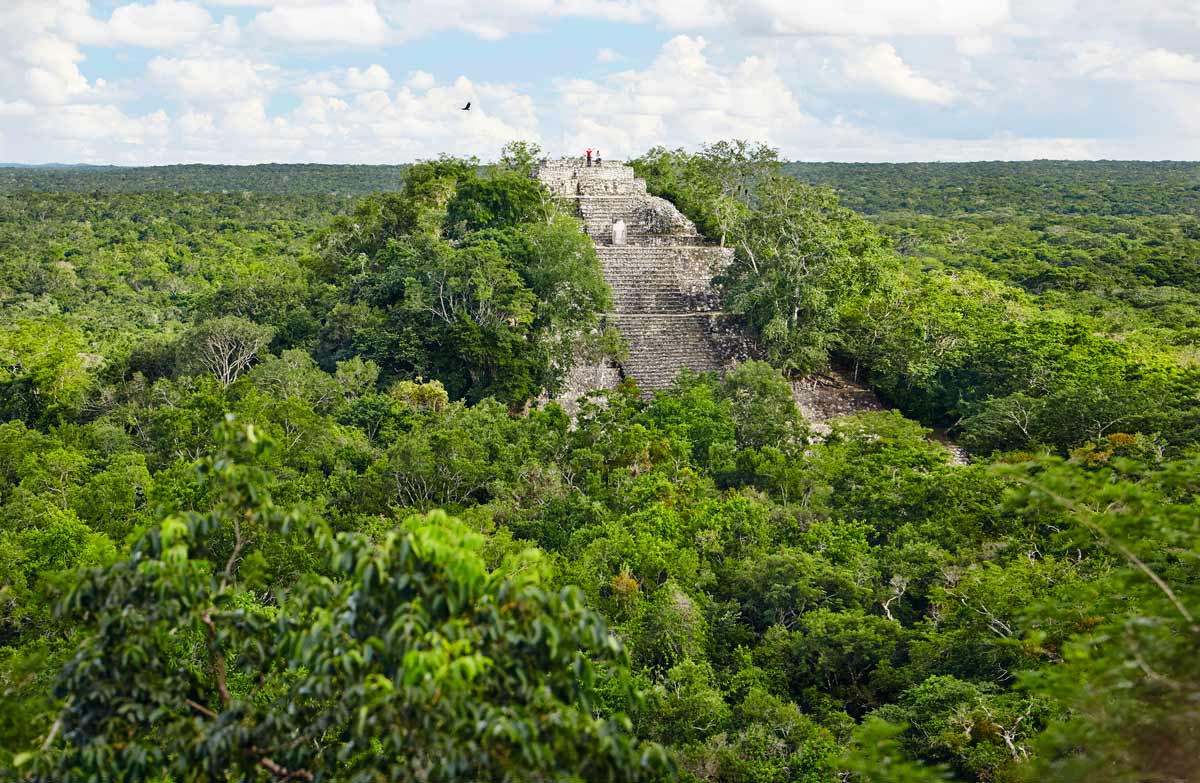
[
  {"xmin": 530, "ymin": 161, "xmax": 949, "ymax": 456},
  {"xmin": 611, "ymin": 313, "xmax": 748, "ymax": 390},
  {"xmin": 534, "ymin": 159, "xmax": 748, "ymax": 393},
  {"xmin": 596, "ymin": 246, "xmax": 726, "ymax": 312}
]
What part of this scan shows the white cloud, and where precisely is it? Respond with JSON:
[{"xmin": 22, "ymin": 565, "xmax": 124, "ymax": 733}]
[
  {"xmin": 1065, "ymin": 41, "xmax": 1129, "ymax": 76},
  {"xmin": 554, "ymin": 35, "xmax": 815, "ymax": 158},
  {"xmin": 148, "ymin": 56, "xmax": 276, "ymax": 100},
  {"xmin": 0, "ymin": 2, "xmax": 97, "ymax": 106},
  {"xmin": 106, "ymin": 0, "xmax": 214, "ymax": 47},
  {"xmin": 294, "ymin": 77, "xmax": 344, "ymax": 96},
  {"xmin": 730, "ymin": 0, "xmax": 1010, "ymax": 37},
  {"xmin": 366, "ymin": 0, "xmax": 1011, "ymax": 42},
  {"xmin": 291, "ymin": 74, "xmax": 538, "ymax": 161},
  {"xmin": 250, "ymin": 0, "xmax": 390, "ymax": 46},
  {"xmin": 2, "ymin": 103, "xmax": 171, "ymax": 162},
  {"xmin": 289, "ymin": 0, "xmax": 1016, "ymax": 45},
  {"xmin": 1069, "ymin": 42, "xmax": 1200, "ymax": 83},
  {"xmin": 405, "ymin": 70, "xmax": 436, "ymax": 90},
  {"xmin": 0, "ymin": 68, "xmax": 543, "ymax": 164},
  {"xmin": 217, "ymin": 15, "xmax": 242, "ymax": 45},
  {"xmin": 0, "ymin": 101, "xmax": 38, "ymax": 117},
  {"xmin": 623, "ymin": 0, "xmax": 726, "ymax": 28},
  {"xmin": 293, "ymin": 94, "xmax": 350, "ymax": 125},
  {"xmin": 178, "ymin": 110, "xmax": 216, "ymax": 138},
  {"xmin": 204, "ymin": 0, "xmax": 309, "ymax": 5},
  {"xmin": 346, "ymin": 64, "xmax": 392, "ymax": 91},
  {"xmin": 808, "ymin": 131, "xmax": 1200, "ymax": 162},
  {"xmin": 359, "ymin": 75, "xmax": 541, "ymax": 159},
  {"xmin": 215, "ymin": 0, "xmax": 1197, "ymax": 48},
  {"xmin": 1119, "ymin": 48, "xmax": 1200, "ymax": 82},
  {"xmin": 377, "ymin": 0, "xmax": 652, "ymax": 40},
  {"xmin": 19, "ymin": 37, "xmax": 93, "ymax": 104},
  {"xmin": 4, "ymin": 0, "xmax": 1200, "ymax": 163},
  {"xmin": 955, "ymin": 35, "xmax": 994, "ymax": 56},
  {"xmin": 39, "ymin": 104, "xmax": 167, "ymax": 144},
  {"xmin": 842, "ymin": 43, "xmax": 957, "ymax": 105}
]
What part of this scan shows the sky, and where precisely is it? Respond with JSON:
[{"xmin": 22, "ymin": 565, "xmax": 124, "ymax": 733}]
[{"xmin": 1, "ymin": 0, "xmax": 1199, "ymax": 164}]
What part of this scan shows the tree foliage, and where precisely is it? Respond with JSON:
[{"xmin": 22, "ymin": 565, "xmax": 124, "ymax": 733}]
[
  {"xmin": 2, "ymin": 148, "xmax": 1198, "ymax": 783},
  {"xmin": 21, "ymin": 420, "xmax": 667, "ymax": 782}
]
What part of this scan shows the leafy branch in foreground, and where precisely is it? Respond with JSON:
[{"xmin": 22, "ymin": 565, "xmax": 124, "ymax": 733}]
[
  {"xmin": 18, "ymin": 418, "xmax": 668, "ymax": 783},
  {"xmin": 1001, "ymin": 450, "xmax": 1200, "ymax": 783}
]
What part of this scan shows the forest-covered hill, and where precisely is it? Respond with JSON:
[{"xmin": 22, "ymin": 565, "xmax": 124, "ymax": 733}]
[{"xmin": 1, "ymin": 146, "xmax": 1197, "ymax": 783}]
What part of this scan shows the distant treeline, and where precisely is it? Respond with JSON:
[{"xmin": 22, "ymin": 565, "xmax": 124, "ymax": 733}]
[
  {"xmin": 6, "ymin": 160, "xmax": 1200, "ymax": 216},
  {"xmin": 0, "ymin": 163, "xmax": 409, "ymax": 195},
  {"xmin": 785, "ymin": 160, "xmax": 1200, "ymax": 216}
]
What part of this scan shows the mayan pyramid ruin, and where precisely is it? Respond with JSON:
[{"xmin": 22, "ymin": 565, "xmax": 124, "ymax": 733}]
[{"xmin": 534, "ymin": 159, "xmax": 751, "ymax": 394}]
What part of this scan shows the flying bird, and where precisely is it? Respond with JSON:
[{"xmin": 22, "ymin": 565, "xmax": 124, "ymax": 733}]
[{"xmin": 461, "ymin": 101, "xmax": 471, "ymax": 111}]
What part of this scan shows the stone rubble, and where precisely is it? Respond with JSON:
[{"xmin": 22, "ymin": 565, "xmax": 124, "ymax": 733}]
[{"xmin": 790, "ymin": 369, "xmax": 886, "ymax": 435}]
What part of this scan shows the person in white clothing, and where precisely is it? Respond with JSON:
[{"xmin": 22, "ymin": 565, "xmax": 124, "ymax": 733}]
[{"xmin": 612, "ymin": 219, "xmax": 626, "ymax": 245}]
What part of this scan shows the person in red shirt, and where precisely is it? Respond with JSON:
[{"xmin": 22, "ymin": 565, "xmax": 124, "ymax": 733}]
[{"xmin": 586, "ymin": 148, "xmax": 592, "ymax": 167}]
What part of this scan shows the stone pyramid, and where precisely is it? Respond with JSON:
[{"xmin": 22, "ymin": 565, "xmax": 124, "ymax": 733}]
[{"xmin": 534, "ymin": 158, "xmax": 750, "ymax": 395}]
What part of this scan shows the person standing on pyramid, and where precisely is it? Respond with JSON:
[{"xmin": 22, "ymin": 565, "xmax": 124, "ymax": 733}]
[
  {"xmin": 586, "ymin": 148, "xmax": 592, "ymax": 167},
  {"xmin": 595, "ymin": 150, "xmax": 602, "ymax": 165}
]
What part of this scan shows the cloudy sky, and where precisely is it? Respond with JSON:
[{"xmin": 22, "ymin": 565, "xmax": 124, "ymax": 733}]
[{"xmin": 1, "ymin": 0, "xmax": 1199, "ymax": 164}]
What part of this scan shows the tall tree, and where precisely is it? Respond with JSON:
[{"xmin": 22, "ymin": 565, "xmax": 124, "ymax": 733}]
[
  {"xmin": 724, "ymin": 176, "xmax": 888, "ymax": 372},
  {"xmin": 177, "ymin": 316, "xmax": 275, "ymax": 388}
]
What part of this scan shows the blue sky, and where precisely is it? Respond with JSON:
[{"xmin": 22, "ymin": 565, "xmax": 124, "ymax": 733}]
[{"xmin": 1, "ymin": 0, "xmax": 1198, "ymax": 164}]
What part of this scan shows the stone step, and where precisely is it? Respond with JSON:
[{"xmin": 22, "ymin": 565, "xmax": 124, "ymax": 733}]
[
  {"xmin": 578, "ymin": 203, "xmax": 651, "ymax": 214},
  {"xmin": 535, "ymin": 161, "xmax": 634, "ymax": 177},
  {"xmin": 577, "ymin": 193, "xmax": 700, "ymax": 239},
  {"xmin": 612, "ymin": 235, "xmax": 711, "ymax": 247},
  {"xmin": 595, "ymin": 245, "xmax": 734, "ymax": 261},
  {"xmin": 596, "ymin": 246, "xmax": 734, "ymax": 279},
  {"xmin": 595, "ymin": 228, "xmax": 731, "ymax": 316},
  {"xmin": 533, "ymin": 161, "xmax": 638, "ymax": 197},
  {"xmin": 606, "ymin": 289, "xmax": 722, "ymax": 314},
  {"xmin": 607, "ymin": 313, "xmax": 731, "ymax": 389},
  {"xmin": 578, "ymin": 179, "xmax": 647, "ymax": 196}
]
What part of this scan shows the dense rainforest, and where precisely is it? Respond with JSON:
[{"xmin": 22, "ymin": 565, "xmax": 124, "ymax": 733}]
[
  {"xmin": 0, "ymin": 146, "xmax": 1197, "ymax": 783},
  {"xmin": 0, "ymin": 164, "xmax": 409, "ymax": 196}
]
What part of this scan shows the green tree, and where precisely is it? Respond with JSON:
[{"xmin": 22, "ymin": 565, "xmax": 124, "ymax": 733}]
[
  {"xmin": 721, "ymin": 360, "xmax": 808, "ymax": 450},
  {"xmin": 498, "ymin": 140, "xmax": 544, "ymax": 176},
  {"xmin": 630, "ymin": 141, "xmax": 780, "ymax": 245},
  {"xmin": 446, "ymin": 172, "xmax": 547, "ymax": 234},
  {"xmin": 872, "ymin": 676, "xmax": 1052, "ymax": 781},
  {"xmin": 724, "ymin": 176, "xmax": 888, "ymax": 372},
  {"xmin": 20, "ymin": 421, "xmax": 669, "ymax": 783},
  {"xmin": 0, "ymin": 321, "xmax": 92, "ymax": 425},
  {"xmin": 1005, "ymin": 453, "xmax": 1200, "ymax": 783},
  {"xmin": 842, "ymin": 718, "xmax": 951, "ymax": 783}
]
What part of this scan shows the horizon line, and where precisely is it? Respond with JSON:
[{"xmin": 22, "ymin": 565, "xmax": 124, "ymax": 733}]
[{"xmin": 4, "ymin": 158, "xmax": 1200, "ymax": 168}]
